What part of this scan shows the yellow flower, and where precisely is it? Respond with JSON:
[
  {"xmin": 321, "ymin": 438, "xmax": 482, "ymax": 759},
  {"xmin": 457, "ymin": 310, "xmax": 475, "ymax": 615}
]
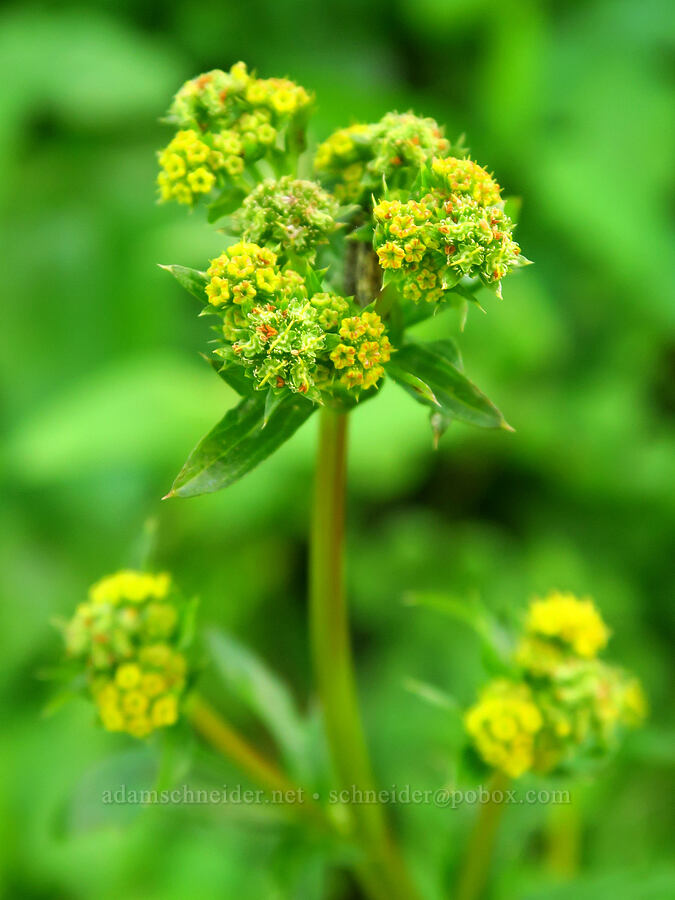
[
  {"xmin": 187, "ymin": 167, "xmax": 216, "ymax": 193},
  {"xmin": 330, "ymin": 344, "xmax": 356, "ymax": 370},
  {"xmin": 151, "ymin": 695, "xmax": 179, "ymax": 727},
  {"xmin": 141, "ymin": 673, "xmax": 167, "ymax": 698},
  {"xmin": 255, "ymin": 267, "xmax": 281, "ymax": 293},
  {"xmin": 163, "ymin": 153, "xmax": 186, "ymax": 180},
  {"xmin": 100, "ymin": 706, "xmax": 125, "ymax": 732},
  {"xmin": 122, "ymin": 690, "xmax": 149, "ymax": 716},
  {"xmin": 271, "ymin": 88, "xmax": 297, "ymax": 114},
  {"xmin": 115, "ymin": 663, "xmax": 142, "ymax": 689},
  {"xmin": 465, "ymin": 680, "xmax": 542, "ymax": 778},
  {"xmin": 376, "ymin": 241, "xmax": 405, "ymax": 269},
  {"xmin": 525, "ymin": 591, "xmax": 610, "ymax": 659},
  {"xmin": 126, "ymin": 717, "xmax": 153, "ymax": 739},
  {"xmin": 224, "ymin": 155, "xmax": 245, "ymax": 176}
]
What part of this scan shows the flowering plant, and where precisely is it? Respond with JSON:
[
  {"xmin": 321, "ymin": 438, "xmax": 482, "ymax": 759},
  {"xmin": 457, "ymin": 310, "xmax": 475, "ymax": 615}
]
[
  {"xmin": 53, "ymin": 62, "xmax": 644, "ymax": 900},
  {"xmin": 157, "ymin": 63, "xmax": 528, "ymax": 498}
]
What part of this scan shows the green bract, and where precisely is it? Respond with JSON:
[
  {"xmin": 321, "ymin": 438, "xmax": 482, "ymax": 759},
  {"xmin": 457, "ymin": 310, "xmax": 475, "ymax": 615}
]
[{"xmin": 159, "ymin": 64, "xmax": 531, "ymax": 497}]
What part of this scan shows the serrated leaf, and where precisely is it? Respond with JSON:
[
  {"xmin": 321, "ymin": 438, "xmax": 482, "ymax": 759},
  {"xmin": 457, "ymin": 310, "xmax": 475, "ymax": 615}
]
[
  {"xmin": 387, "ymin": 340, "xmax": 511, "ymax": 431},
  {"xmin": 207, "ymin": 628, "xmax": 310, "ymax": 779},
  {"xmin": 159, "ymin": 264, "xmax": 208, "ymax": 304},
  {"xmin": 166, "ymin": 392, "xmax": 315, "ymax": 498}
]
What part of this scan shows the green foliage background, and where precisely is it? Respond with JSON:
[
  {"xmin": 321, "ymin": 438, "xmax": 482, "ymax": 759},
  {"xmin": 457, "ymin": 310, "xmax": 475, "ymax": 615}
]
[{"xmin": 1, "ymin": 0, "xmax": 673, "ymax": 897}]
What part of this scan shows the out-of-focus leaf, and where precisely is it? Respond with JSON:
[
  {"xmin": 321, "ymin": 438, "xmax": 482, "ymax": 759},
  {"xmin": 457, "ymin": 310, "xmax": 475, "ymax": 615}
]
[
  {"xmin": 207, "ymin": 188, "xmax": 244, "ymax": 222},
  {"xmin": 166, "ymin": 392, "xmax": 315, "ymax": 498},
  {"xmin": 403, "ymin": 678, "xmax": 461, "ymax": 713},
  {"xmin": 404, "ymin": 591, "xmax": 512, "ymax": 671},
  {"xmin": 58, "ymin": 746, "xmax": 158, "ymax": 835},
  {"xmin": 207, "ymin": 628, "xmax": 310, "ymax": 779},
  {"xmin": 387, "ymin": 340, "xmax": 511, "ymax": 430},
  {"xmin": 159, "ymin": 264, "xmax": 208, "ymax": 304}
]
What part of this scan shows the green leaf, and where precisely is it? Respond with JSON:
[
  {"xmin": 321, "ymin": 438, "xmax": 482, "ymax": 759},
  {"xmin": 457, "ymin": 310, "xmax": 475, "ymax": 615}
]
[
  {"xmin": 403, "ymin": 678, "xmax": 461, "ymax": 713},
  {"xmin": 58, "ymin": 746, "xmax": 158, "ymax": 835},
  {"xmin": 207, "ymin": 628, "xmax": 310, "ymax": 779},
  {"xmin": 430, "ymin": 410, "xmax": 453, "ymax": 448},
  {"xmin": 263, "ymin": 388, "xmax": 284, "ymax": 427},
  {"xmin": 199, "ymin": 353, "xmax": 251, "ymax": 396},
  {"xmin": 166, "ymin": 392, "xmax": 315, "ymax": 498},
  {"xmin": 207, "ymin": 186, "xmax": 245, "ymax": 222},
  {"xmin": 404, "ymin": 591, "xmax": 512, "ymax": 672},
  {"xmin": 387, "ymin": 340, "xmax": 512, "ymax": 431},
  {"xmin": 159, "ymin": 264, "xmax": 208, "ymax": 304}
]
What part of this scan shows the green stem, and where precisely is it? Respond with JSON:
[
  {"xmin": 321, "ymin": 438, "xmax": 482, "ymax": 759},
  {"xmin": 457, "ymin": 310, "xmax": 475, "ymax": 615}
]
[
  {"xmin": 309, "ymin": 407, "xmax": 418, "ymax": 900},
  {"xmin": 456, "ymin": 771, "xmax": 510, "ymax": 900},
  {"xmin": 188, "ymin": 693, "xmax": 325, "ymax": 829}
]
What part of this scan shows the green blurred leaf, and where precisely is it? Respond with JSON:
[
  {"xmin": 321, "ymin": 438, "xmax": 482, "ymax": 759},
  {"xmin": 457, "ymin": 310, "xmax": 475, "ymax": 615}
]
[
  {"xmin": 167, "ymin": 393, "xmax": 315, "ymax": 498},
  {"xmin": 387, "ymin": 340, "xmax": 511, "ymax": 430},
  {"xmin": 404, "ymin": 591, "xmax": 512, "ymax": 671},
  {"xmin": 159, "ymin": 264, "xmax": 208, "ymax": 304},
  {"xmin": 403, "ymin": 678, "xmax": 461, "ymax": 713},
  {"xmin": 59, "ymin": 746, "xmax": 158, "ymax": 835},
  {"xmin": 207, "ymin": 628, "xmax": 310, "ymax": 778}
]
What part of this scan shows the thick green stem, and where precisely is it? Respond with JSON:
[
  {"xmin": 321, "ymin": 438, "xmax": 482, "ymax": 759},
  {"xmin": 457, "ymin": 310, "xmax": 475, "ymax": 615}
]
[
  {"xmin": 309, "ymin": 408, "xmax": 418, "ymax": 900},
  {"xmin": 456, "ymin": 771, "xmax": 510, "ymax": 900}
]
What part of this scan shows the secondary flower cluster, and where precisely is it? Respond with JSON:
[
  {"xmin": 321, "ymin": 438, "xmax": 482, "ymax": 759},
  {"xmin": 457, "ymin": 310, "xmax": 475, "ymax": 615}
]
[
  {"xmin": 205, "ymin": 242, "xmax": 391, "ymax": 399},
  {"xmin": 465, "ymin": 592, "xmax": 646, "ymax": 778},
  {"xmin": 63, "ymin": 571, "xmax": 188, "ymax": 739},
  {"xmin": 374, "ymin": 157, "xmax": 525, "ymax": 302},
  {"xmin": 158, "ymin": 62, "xmax": 312, "ymax": 206},
  {"xmin": 314, "ymin": 112, "xmax": 451, "ymax": 206},
  {"xmin": 235, "ymin": 176, "xmax": 339, "ymax": 261}
]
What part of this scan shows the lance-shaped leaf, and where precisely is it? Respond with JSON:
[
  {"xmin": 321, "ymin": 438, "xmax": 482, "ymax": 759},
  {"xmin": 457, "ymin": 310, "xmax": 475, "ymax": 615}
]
[
  {"xmin": 387, "ymin": 339, "xmax": 512, "ymax": 431},
  {"xmin": 166, "ymin": 392, "xmax": 315, "ymax": 498},
  {"xmin": 159, "ymin": 264, "xmax": 208, "ymax": 305},
  {"xmin": 207, "ymin": 628, "xmax": 311, "ymax": 779}
]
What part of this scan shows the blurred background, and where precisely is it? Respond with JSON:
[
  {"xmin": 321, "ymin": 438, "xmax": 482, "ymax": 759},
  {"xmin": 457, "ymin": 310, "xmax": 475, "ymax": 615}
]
[{"xmin": 1, "ymin": 0, "xmax": 673, "ymax": 897}]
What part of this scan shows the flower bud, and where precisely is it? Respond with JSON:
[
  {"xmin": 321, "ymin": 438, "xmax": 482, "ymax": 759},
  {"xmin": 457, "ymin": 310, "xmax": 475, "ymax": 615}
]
[
  {"xmin": 236, "ymin": 177, "xmax": 339, "ymax": 261},
  {"xmin": 314, "ymin": 112, "xmax": 451, "ymax": 206}
]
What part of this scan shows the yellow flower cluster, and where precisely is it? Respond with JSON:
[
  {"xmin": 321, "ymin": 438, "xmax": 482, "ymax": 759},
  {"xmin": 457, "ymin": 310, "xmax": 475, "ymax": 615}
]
[
  {"xmin": 205, "ymin": 241, "xmax": 307, "ymax": 341},
  {"xmin": 314, "ymin": 112, "xmax": 451, "ymax": 205},
  {"xmin": 329, "ymin": 310, "xmax": 392, "ymax": 391},
  {"xmin": 523, "ymin": 591, "xmax": 610, "ymax": 661},
  {"xmin": 431, "ymin": 156, "xmax": 502, "ymax": 206},
  {"xmin": 373, "ymin": 157, "xmax": 525, "ymax": 302},
  {"xmin": 465, "ymin": 592, "xmax": 646, "ymax": 778},
  {"xmin": 63, "ymin": 570, "xmax": 188, "ymax": 739},
  {"xmin": 89, "ymin": 570, "xmax": 171, "ymax": 605},
  {"xmin": 465, "ymin": 681, "xmax": 543, "ymax": 778},
  {"xmin": 160, "ymin": 63, "xmax": 312, "ymax": 207},
  {"xmin": 157, "ymin": 130, "xmax": 224, "ymax": 206},
  {"xmin": 93, "ymin": 645, "xmax": 186, "ymax": 739},
  {"xmin": 244, "ymin": 76, "xmax": 311, "ymax": 117}
]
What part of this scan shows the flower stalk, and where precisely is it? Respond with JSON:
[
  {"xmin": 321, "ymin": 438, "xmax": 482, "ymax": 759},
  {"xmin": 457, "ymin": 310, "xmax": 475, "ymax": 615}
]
[
  {"xmin": 456, "ymin": 770, "xmax": 510, "ymax": 900},
  {"xmin": 309, "ymin": 406, "xmax": 418, "ymax": 899}
]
